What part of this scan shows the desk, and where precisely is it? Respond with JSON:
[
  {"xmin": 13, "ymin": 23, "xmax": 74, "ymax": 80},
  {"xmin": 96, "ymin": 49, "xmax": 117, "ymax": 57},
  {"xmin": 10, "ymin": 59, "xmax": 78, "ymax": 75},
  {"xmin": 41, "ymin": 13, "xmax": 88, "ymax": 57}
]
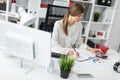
[
  {"xmin": 0, "ymin": 50, "xmax": 120, "ymax": 80},
  {"xmin": 47, "ymin": 50, "xmax": 120, "ymax": 80},
  {"xmin": 72, "ymin": 49, "xmax": 120, "ymax": 80}
]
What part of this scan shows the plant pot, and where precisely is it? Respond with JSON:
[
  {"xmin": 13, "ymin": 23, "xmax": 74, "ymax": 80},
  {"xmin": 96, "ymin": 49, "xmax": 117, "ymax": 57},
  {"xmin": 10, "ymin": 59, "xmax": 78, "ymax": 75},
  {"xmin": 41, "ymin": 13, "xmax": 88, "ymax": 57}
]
[{"xmin": 60, "ymin": 69, "xmax": 70, "ymax": 79}]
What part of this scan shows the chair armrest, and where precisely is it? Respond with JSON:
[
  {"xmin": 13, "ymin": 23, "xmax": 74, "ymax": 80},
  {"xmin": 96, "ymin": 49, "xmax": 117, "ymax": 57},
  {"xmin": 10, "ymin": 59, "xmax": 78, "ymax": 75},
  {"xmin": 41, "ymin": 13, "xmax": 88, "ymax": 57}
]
[{"xmin": 51, "ymin": 52, "xmax": 66, "ymax": 58}]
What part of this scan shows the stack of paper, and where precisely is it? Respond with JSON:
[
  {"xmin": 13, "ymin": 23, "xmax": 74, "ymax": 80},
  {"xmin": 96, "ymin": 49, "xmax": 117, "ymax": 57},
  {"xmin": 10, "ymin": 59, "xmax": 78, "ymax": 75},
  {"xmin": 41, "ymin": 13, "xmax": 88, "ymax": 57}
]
[{"xmin": 76, "ymin": 49, "xmax": 95, "ymax": 62}]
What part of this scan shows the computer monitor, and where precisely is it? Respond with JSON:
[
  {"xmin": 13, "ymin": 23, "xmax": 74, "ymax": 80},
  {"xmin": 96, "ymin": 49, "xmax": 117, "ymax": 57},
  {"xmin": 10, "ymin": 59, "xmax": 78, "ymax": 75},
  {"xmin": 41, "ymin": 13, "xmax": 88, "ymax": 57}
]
[
  {"xmin": 0, "ymin": 20, "xmax": 51, "ymax": 68},
  {"xmin": 5, "ymin": 31, "xmax": 35, "ymax": 60}
]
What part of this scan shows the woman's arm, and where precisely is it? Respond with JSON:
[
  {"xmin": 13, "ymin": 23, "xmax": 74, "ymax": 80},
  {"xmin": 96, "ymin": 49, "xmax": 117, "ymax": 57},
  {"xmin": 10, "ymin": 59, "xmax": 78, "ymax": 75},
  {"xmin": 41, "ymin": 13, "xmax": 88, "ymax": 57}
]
[
  {"xmin": 75, "ymin": 23, "xmax": 102, "ymax": 54},
  {"xmin": 87, "ymin": 46, "xmax": 103, "ymax": 54}
]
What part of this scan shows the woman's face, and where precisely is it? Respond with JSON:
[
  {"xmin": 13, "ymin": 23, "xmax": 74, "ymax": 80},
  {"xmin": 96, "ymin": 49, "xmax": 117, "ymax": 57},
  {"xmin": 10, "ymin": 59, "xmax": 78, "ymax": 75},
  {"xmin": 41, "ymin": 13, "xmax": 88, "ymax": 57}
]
[{"xmin": 72, "ymin": 13, "xmax": 84, "ymax": 22}]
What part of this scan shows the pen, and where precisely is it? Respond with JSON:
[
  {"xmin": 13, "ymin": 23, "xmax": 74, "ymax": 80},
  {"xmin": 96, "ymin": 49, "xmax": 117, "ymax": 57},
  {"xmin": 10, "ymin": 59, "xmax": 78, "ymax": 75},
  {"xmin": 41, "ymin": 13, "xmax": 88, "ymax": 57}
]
[
  {"xmin": 71, "ymin": 45, "xmax": 76, "ymax": 52},
  {"xmin": 71, "ymin": 44, "xmax": 79, "ymax": 58}
]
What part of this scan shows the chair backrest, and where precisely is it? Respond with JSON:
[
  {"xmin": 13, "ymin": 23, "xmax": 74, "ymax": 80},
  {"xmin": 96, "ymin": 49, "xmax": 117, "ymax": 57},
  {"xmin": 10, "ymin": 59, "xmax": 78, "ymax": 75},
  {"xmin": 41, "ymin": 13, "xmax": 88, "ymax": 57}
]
[{"xmin": 43, "ymin": 4, "xmax": 68, "ymax": 33}]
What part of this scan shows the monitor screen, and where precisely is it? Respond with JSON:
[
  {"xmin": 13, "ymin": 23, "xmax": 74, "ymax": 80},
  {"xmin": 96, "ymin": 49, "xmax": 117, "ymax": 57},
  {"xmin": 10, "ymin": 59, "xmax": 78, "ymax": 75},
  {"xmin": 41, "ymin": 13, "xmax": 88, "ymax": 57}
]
[{"xmin": 0, "ymin": 20, "xmax": 51, "ymax": 68}]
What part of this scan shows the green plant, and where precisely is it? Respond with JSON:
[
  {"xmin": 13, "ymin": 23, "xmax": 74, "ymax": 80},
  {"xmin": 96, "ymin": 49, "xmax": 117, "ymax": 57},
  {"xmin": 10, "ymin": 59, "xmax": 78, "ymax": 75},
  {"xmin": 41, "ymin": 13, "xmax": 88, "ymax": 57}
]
[
  {"xmin": 94, "ymin": 12, "xmax": 101, "ymax": 17},
  {"xmin": 60, "ymin": 55, "xmax": 75, "ymax": 71},
  {"xmin": 28, "ymin": 23, "xmax": 35, "ymax": 28},
  {"xmin": 94, "ymin": 12, "xmax": 101, "ymax": 21}
]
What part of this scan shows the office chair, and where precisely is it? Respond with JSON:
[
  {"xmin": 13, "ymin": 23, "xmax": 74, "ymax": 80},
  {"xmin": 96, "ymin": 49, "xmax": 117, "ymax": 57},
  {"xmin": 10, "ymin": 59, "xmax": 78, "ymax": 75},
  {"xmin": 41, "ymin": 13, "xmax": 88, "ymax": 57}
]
[{"xmin": 42, "ymin": 4, "xmax": 68, "ymax": 33}]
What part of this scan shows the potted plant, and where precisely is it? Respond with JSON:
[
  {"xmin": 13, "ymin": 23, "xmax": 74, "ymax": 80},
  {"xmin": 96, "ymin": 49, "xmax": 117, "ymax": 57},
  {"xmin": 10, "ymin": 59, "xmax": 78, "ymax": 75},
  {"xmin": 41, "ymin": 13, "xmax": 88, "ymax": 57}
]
[
  {"xmin": 94, "ymin": 12, "xmax": 101, "ymax": 22},
  {"xmin": 28, "ymin": 23, "xmax": 35, "ymax": 28},
  {"xmin": 59, "ymin": 55, "xmax": 75, "ymax": 79}
]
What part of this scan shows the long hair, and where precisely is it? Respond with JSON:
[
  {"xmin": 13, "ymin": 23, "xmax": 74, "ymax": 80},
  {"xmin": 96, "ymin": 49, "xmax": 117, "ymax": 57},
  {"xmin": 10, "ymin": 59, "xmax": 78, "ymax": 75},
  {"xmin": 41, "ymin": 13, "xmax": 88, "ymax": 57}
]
[{"xmin": 62, "ymin": 3, "xmax": 84, "ymax": 36}]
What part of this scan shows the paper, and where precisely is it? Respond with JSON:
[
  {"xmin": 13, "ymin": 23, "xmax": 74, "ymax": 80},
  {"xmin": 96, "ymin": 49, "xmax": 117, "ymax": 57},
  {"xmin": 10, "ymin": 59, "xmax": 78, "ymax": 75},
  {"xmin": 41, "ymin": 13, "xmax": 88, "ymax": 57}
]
[{"xmin": 76, "ymin": 49, "xmax": 95, "ymax": 62}]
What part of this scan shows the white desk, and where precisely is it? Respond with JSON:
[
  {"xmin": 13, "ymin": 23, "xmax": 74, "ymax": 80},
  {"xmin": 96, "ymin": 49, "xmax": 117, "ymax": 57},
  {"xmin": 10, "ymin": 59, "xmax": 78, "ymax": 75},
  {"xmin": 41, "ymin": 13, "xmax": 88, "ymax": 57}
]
[
  {"xmin": 0, "ymin": 50, "xmax": 120, "ymax": 80},
  {"xmin": 35, "ymin": 50, "xmax": 120, "ymax": 80}
]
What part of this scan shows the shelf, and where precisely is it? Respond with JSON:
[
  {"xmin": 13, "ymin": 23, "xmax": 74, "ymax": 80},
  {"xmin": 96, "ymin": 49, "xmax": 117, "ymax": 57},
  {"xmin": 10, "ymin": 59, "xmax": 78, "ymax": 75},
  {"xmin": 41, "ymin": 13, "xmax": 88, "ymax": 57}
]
[
  {"xmin": 7, "ymin": 12, "xmax": 19, "ymax": 18},
  {"xmin": 0, "ymin": 10, "xmax": 6, "ymax": 13},
  {"xmin": 94, "ymin": 5, "xmax": 114, "ymax": 9},
  {"xmin": 71, "ymin": 0, "xmax": 93, "ymax": 4},
  {"xmin": 81, "ymin": 35, "xmax": 86, "ymax": 37},
  {"xmin": 91, "ymin": 21, "xmax": 111, "ymax": 25},
  {"xmin": 0, "ymin": 12, "xmax": 19, "ymax": 18},
  {"xmin": 88, "ymin": 37, "xmax": 108, "ymax": 40}
]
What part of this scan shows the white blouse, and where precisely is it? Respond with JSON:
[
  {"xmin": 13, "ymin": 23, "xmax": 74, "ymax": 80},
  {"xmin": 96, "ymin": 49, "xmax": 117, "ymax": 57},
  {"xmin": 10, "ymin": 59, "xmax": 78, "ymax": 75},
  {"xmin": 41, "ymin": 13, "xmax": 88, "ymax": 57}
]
[{"xmin": 51, "ymin": 20, "xmax": 87, "ymax": 54}]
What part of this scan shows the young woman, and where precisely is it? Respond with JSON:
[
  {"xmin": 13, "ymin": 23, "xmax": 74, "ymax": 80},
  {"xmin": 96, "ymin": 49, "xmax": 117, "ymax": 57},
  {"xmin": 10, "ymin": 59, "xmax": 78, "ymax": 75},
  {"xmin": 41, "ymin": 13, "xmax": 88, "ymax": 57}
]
[{"xmin": 51, "ymin": 3, "xmax": 102, "ymax": 57}]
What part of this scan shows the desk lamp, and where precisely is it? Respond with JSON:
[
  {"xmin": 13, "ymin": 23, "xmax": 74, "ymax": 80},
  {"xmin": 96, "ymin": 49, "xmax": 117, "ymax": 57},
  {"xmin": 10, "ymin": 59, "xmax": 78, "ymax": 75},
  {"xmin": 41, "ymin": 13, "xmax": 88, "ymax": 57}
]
[{"xmin": 18, "ymin": 6, "xmax": 36, "ymax": 27}]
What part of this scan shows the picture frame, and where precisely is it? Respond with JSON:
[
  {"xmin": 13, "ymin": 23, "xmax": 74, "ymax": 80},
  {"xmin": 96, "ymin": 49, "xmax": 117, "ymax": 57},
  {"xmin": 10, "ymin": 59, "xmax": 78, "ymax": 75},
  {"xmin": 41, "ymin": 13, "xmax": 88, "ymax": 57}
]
[{"xmin": 96, "ymin": 30, "xmax": 105, "ymax": 38}]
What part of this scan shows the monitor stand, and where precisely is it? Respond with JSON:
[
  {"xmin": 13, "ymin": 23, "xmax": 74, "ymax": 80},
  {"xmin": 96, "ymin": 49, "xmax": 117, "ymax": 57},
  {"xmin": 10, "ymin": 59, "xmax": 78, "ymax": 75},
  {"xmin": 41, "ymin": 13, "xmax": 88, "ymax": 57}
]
[
  {"xmin": 9, "ymin": 57, "xmax": 33, "ymax": 74},
  {"xmin": 19, "ymin": 58, "xmax": 33, "ymax": 74}
]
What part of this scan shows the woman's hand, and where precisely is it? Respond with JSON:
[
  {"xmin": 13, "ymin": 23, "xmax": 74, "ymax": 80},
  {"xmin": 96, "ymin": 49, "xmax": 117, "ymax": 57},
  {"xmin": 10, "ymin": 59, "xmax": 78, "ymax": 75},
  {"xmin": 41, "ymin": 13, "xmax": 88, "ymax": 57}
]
[
  {"xmin": 67, "ymin": 50, "xmax": 80, "ymax": 57},
  {"xmin": 87, "ymin": 46, "xmax": 103, "ymax": 54},
  {"xmin": 90, "ymin": 48, "xmax": 103, "ymax": 54}
]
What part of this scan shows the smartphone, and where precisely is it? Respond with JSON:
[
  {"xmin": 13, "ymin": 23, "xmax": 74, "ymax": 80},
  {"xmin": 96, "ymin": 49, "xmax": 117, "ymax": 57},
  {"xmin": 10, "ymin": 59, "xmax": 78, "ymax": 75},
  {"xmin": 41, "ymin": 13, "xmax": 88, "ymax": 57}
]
[{"xmin": 76, "ymin": 74, "xmax": 93, "ymax": 78}]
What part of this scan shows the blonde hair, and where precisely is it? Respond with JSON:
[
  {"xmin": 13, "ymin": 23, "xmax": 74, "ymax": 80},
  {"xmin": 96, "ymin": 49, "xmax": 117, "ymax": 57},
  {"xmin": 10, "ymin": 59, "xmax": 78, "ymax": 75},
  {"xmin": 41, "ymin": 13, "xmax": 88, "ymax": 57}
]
[{"xmin": 62, "ymin": 3, "xmax": 84, "ymax": 35}]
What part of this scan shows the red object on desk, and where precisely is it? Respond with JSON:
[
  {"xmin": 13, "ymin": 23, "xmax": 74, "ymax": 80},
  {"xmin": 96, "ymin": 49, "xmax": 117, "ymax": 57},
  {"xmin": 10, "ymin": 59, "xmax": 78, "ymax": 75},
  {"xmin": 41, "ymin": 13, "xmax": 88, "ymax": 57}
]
[
  {"xmin": 100, "ymin": 46, "xmax": 109, "ymax": 54},
  {"xmin": 96, "ymin": 44, "xmax": 101, "ymax": 49}
]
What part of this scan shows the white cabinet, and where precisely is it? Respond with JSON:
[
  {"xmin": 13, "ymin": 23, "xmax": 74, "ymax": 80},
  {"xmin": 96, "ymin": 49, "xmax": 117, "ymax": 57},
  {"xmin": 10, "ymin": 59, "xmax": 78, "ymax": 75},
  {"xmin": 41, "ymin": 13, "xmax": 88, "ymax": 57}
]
[
  {"xmin": 70, "ymin": 0, "xmax": 118, "ymax": 47},
  {"xmin": 38, "ymin": 0, "xmax": 118, "ymax": 47},
  {"xmin": 90, "ymin": 0, "xmax": 118, "ymax": 47},
  {"xmin": 0, "ymin": 0, "xmax": 41, "ymax": 29},
  {"xmin": 0, "ymin": 0, "xmax": 28, "ymax": 21}
]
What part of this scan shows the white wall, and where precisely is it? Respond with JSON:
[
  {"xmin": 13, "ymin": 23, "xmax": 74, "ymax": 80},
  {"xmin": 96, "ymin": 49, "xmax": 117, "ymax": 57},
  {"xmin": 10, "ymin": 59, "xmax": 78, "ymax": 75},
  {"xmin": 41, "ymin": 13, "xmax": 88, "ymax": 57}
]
[{"xmin": 108, "ymin": 0, "xmax": 120, "ymax": 51}]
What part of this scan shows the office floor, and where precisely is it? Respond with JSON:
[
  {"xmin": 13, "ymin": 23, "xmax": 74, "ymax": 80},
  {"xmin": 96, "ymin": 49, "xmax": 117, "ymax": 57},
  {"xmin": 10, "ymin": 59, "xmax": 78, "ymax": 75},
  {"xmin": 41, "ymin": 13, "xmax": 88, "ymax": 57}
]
[{"xmin": 0, "ymin": 51, "xmax": 49, "ymax": 80}]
